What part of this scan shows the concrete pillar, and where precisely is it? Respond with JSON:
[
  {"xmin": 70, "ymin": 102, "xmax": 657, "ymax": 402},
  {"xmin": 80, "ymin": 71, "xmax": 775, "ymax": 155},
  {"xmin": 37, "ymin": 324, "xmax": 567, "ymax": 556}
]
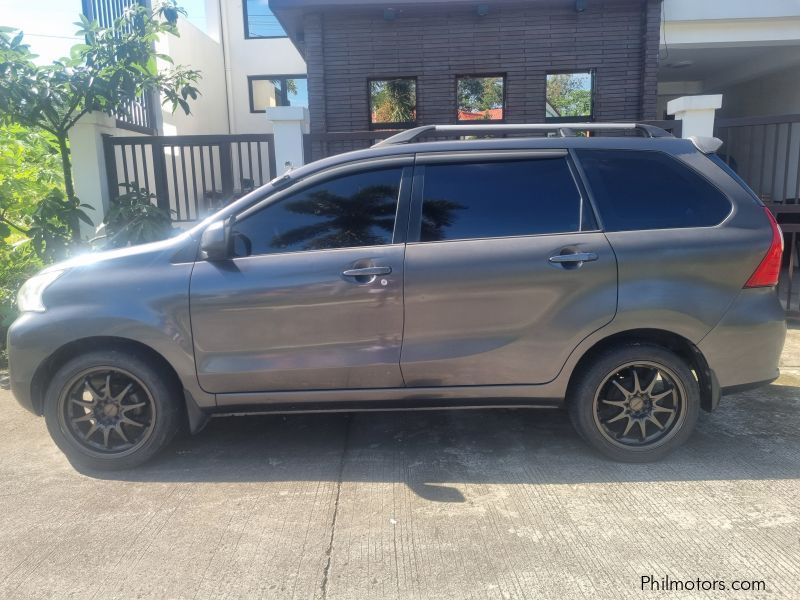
[
  {"xmin": 68, "ymin": 112, "xmax": 118, "ymax": 238},
  {"xmin": 667, "ymin": 94, "xmax": 723, "ymax": 139},
  {"xmin": 265, "ymin": 106, "xmax": 310, "ymax": 173}
]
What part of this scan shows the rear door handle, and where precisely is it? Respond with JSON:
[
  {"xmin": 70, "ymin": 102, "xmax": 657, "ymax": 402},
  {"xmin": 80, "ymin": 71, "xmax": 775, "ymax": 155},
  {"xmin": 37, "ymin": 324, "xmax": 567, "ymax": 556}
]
[
  {"xmin": 342, "ymin": 266, "xmax": 392, "ymax": 277},
  {"xmin": 548, "ymin": 252, "xmax": 598, "ymax": 264}
]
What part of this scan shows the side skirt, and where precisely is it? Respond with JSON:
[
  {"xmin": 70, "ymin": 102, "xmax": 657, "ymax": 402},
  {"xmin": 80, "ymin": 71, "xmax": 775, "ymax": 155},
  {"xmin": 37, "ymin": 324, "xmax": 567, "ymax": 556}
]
[{"xmin": 210, "ymin": 385, "xmax": 563, "ymax": 418}]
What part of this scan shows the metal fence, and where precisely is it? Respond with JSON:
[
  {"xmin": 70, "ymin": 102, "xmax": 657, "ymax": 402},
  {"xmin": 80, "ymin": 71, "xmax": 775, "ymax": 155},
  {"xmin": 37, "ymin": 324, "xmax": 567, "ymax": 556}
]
[
  {"xmin": 715, "ymin": 115, "xmax": 800, "ymax": 203},
  {"xmin": 714, "ymin": 115, "xmax": 800, "ymax": 315},
  {"xmin": 103, "ymin": 134, "xmax": 277, "ymax": 222}
]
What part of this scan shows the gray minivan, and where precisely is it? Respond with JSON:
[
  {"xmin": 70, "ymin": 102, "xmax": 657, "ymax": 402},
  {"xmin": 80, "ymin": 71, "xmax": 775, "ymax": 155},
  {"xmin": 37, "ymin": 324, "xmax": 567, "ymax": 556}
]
[{"xmin": 7, "ymin": 123, "xmax": 786, "ymax": 469}]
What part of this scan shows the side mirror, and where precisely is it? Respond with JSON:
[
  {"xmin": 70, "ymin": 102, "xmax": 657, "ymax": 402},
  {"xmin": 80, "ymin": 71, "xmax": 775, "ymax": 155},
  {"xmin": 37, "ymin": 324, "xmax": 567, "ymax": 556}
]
[{"xmin": 200, "ymin": 219, "xmax": 231, "ymax": 261}]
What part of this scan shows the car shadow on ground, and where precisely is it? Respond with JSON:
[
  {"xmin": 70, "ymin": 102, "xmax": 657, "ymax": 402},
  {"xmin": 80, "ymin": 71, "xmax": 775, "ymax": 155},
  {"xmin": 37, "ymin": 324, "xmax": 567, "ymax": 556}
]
[{"xmin": 87, "ymin": 383, "xmax": 800, "ymax": 500}]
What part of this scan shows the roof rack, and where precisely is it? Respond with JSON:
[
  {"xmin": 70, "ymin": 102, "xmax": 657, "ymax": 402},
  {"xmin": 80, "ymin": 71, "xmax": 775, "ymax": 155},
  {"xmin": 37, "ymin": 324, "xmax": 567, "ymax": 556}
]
[{"xmin": 372, "ymin": 122, "xmax": 673, "ymax": 147}]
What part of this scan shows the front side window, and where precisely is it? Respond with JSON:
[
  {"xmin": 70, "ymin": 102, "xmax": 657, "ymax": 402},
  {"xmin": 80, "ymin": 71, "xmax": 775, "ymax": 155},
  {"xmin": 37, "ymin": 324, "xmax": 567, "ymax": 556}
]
[
  {"xmin": 249, "ymin": 76, "xmax": 308, "ymax": 113},
  {"xmin": 244, "ymin": 1, "xmax": 286, "ymax": 38},
  {"xmin": 575, "ymin": 150, "xmax": 732, "ymax": 231},
  {"xmin": 232, "ymin": 167, "xmax": 403, "ymax": 257},
  {"xmin": 419, "ymin": 159, "xmax": 583, "ymax": 242},
  {"xmin": 457, "ymin": 75, "xmax": 505, "ymax": 122},
  {"xmin": 369, "ymin": 78, "xmax": 417, "ymax": 129},
  {"xmin": 546, "ymin": 71, "xmax": 593, "ymax": 121}
]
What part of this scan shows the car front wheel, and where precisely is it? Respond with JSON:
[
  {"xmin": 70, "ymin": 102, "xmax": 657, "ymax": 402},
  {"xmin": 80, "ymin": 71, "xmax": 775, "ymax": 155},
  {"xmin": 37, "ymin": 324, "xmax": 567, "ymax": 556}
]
[
  {"xmin": 567, "ymin": 344, "xmax": 700, "ymax": 462},
  {"xmin": 43, "ymin": 350, "xmax": 182, "ymax": 470}
]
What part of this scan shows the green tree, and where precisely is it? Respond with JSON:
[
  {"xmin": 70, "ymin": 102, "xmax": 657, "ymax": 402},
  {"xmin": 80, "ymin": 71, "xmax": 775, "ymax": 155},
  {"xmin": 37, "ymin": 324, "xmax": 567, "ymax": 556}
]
[
  {"xmin": 0, "ymin": 0, "xmax": 201, "ymax": 241},
  {"xmin": 0, "ymin": 124, "xmax": 64, "ymax": 328}
]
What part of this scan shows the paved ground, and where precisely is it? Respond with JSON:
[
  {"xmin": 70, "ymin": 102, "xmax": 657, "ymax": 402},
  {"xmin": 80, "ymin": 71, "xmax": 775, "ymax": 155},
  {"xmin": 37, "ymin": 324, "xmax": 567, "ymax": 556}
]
[{"xmin": 2, "ymin": 333, "xmax": 800, "ymax": 599}]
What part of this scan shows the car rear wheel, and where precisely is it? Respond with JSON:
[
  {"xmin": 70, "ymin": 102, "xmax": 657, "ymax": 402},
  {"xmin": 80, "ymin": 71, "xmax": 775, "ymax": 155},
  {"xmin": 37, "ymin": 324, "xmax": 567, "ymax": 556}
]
[
  {"xmin": 567, "ymin": 344, "xmax": 699, "ymax": 462},
  {"xmin": 43, "ymin": 350, "xmax": 182, "ymax": 470}
]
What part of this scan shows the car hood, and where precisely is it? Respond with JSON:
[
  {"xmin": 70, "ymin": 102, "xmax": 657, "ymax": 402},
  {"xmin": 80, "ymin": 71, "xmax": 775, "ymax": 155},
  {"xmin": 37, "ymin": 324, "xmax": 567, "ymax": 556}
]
[{"xmin": 42, "ymin": 233, "xmax": 195, "ymax": 274}]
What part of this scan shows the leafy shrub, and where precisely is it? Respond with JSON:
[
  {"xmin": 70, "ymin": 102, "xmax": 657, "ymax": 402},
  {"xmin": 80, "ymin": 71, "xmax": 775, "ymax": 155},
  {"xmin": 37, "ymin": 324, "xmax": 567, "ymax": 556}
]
[{"xmin": 102, "ymin": 185, "xmax": 174, "ymax": 248}]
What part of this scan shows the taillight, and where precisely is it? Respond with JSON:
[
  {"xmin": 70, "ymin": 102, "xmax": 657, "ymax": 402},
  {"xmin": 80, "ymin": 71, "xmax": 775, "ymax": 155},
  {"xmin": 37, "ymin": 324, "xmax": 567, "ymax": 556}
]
[{"xmin": 744, "ymin": 207, "xmax": 783, "ymax": 288}]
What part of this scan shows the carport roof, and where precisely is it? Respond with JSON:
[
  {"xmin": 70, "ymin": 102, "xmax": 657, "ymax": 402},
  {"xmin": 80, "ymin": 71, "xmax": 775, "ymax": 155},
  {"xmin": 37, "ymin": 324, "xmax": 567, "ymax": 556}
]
[{"xmin": 269, "ymin": 0, "xmax": 590, "ymax": 49}]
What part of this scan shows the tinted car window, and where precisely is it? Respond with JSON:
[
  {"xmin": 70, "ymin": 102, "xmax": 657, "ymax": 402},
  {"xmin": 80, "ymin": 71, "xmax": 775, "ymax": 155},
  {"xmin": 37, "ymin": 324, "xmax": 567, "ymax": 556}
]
[
  {"xmin": 232, "ymin": 167, "xmax": 403, "ymax": 257},
  {"xmin": 419, "ymin": 158, "xmax": 582, "ymax": 242},
  {"xmin": 576, "ymin": 150, "xmax": 731, "ymax": 231}
]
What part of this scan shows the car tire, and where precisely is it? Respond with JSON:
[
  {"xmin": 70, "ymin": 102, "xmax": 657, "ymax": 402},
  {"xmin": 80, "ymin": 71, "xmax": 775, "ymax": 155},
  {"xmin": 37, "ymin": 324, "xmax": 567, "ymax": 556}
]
[
  {"xmin": 567, "ymin": 343, "xmax": 700, "ymax": 462},
  {"xmin": 43, "ymin": 350, "xmax": 182, "ymax": 470}
]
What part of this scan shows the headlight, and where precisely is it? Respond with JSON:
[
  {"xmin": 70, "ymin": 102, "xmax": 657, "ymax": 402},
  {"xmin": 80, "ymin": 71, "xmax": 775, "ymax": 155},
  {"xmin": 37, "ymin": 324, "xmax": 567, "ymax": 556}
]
[{"xmin": 17, "ymin": 270, "xmax": 65, "ymax": 313}]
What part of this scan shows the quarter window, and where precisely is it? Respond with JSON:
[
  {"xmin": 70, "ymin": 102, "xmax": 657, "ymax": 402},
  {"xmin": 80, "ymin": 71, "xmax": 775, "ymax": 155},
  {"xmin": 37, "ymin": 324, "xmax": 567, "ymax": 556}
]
[
  {"xmin": 232, "ymin": 167, "xmax": 403, "ymax": 257},
  {"xmin": 248, "ymin": 76, "xmax": 308, "ymax": 113},
  {"xmin": 419, "ymin": 159, "xmax": 583, "ymax": 242},
  {"xmin": 575, "ymin": 150, "xmax": 732, "ymax": 231},
  {"xmin": 244, "ymin": 1, "xmax": 286, "ymax": 39}
]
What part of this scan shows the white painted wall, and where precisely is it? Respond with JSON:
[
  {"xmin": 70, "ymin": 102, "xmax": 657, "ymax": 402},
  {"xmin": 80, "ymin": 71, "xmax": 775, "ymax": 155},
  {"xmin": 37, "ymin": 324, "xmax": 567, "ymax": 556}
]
[
  {"xmin": 218, "ymin": 0, "xmax": 306, "ymax": 134},
  {"xmin": 664, "ymin": 0, "xmax": 800, "ymax": 22},
  {"xmin": 151, "ymin": 1, "xmax": 307, "ymax": 136},
  {"xmin": 717, "ymin": 68, "xmax": 800, "ymax": 118},
  {"xmin": 157, "ymin": 18, "xmax": 230, "ymax": 136}
]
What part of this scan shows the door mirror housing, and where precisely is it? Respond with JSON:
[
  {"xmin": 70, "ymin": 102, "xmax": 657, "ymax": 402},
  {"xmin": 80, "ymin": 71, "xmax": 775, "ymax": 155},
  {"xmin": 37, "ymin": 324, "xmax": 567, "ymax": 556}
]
[{"xmin": 200, "ymin": 219, "xmax": 232, "ymax": 261}]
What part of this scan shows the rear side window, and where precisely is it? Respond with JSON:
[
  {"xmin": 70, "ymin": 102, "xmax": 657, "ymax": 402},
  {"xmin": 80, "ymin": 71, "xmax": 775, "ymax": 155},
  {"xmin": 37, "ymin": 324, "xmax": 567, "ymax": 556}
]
[
  {"xmin": 232, "ymin": 167, "xmax": 402, "ymax": 257},
  {"xmin": 575, "ymin": 150, "xmax": 731, "ymax": 231},
  {"xmin": 419, "ymin": 158, "xmax": 584, "ymax": 242}
]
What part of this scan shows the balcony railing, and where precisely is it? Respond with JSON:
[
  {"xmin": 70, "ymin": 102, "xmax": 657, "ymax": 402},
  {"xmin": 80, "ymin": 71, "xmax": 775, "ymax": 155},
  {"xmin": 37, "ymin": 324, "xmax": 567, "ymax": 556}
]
[{"xmin": 80, "ymin": 0, "xmax": 158, "ymax": 135}]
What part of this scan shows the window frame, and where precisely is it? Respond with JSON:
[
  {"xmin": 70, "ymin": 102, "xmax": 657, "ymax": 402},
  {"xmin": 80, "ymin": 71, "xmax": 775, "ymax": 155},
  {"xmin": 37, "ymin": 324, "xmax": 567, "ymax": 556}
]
[
  {"xmin": 243, "ymin": 1, "xmax": 287, "ymax": 40},
  {"xmin": 248, "ymin": 75, "xmax": 308, "ymax": 113},
  {"xmin": 406, "ymin": 151, "xmax": 599, "ymax": 244},
  {"xmin": 368, "ymin": 76, "xmax": 418, "ymax": 130},
  {"xmin": 545, "ymin": 69, "xmax": 596, "ymax": 123},
  {"xmin": 229, "ymin": 158, "xmax": 415, "ymax": 259},
  {"xmin": 455, "ymin": 73, "xmax": 507, "ymax": 124}
]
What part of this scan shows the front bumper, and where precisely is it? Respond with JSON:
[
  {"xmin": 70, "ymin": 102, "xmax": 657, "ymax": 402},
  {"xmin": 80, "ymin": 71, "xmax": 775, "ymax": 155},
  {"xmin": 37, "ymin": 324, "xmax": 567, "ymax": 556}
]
[{"xmin": 7, "ymin": 312, "xmax": 59, "ymax": 415}]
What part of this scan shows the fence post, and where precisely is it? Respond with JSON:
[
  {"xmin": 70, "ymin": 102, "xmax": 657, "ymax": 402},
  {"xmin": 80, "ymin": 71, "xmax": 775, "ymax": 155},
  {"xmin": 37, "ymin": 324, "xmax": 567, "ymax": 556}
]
[
  {"xmin": 266, "ymin": 106, "xmax": 310, "ymax": 172},
  {"xmin": 150, "ymin": 138, "xmax": 171, "ymax": 212},
  {"xmin": 218, "ymin": 142, "xmax": 234, "ymax": 199},
  {"xmin": 667, "ymin": 95, "xmax": 723, "ymax": 139},
  {"xmin": 68, "ymin": 112, "xmax": 118, "ymax": 238}
]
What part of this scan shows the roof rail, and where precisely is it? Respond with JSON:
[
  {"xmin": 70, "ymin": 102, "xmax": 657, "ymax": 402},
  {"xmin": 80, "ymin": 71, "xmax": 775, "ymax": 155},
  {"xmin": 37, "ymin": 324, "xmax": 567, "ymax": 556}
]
[{"xmin": 372, "ymin": 122, "xmax": 673, "ymax": 147}]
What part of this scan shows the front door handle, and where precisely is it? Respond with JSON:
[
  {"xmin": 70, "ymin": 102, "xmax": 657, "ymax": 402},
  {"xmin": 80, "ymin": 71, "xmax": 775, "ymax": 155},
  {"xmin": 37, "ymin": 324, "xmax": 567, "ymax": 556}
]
[
  {"xmin": 548, "ymin": 252, "xmax": 599, "ymax": 264},
  {"xmin": 342, "ymin": 266, "xmax": 392, "ymax": 277}
]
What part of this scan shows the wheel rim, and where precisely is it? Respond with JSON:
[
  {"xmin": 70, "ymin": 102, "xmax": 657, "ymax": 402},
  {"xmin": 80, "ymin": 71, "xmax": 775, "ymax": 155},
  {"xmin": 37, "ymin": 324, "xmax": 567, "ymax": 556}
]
[
  {"xmin": 58, "ymin": 367, "xmax": 157, "ymax": 458},
  {"xmin": 592, "ymin": 360, "xmax": 686, "ymax": 450}
]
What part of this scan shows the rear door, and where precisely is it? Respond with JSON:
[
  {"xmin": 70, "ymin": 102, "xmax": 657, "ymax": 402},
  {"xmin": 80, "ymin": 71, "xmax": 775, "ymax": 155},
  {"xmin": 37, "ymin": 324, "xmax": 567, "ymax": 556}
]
[
  {"xmin": 400, "ymin": 150, "xmax": 617, "ymax": 387},
  {"xmin": 190, "ymin": 158, "xmax": 412, "ymax": 393}
]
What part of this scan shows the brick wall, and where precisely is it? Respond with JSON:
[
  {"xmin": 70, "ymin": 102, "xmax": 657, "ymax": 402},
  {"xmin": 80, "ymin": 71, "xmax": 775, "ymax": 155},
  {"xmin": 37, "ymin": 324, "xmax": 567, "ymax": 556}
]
[{"xmin": 303, "ymin": 0, "xmax": 661, "ymax": 143}]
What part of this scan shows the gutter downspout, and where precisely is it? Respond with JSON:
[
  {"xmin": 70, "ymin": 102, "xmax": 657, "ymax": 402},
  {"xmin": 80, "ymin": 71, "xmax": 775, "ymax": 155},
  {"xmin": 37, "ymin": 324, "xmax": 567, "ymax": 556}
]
[{"xmin": 218, "ymin": 0, "xmax": 235, "ymax": 134}]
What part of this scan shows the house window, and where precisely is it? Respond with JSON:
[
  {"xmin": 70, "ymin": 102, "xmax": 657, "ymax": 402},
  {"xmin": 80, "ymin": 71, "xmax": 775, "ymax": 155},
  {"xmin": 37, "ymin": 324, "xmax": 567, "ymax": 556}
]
[
  {"xmin": 546, "ymin": 71, "xmax": 594, "ymax": 121},
  {"xmin": 248, "ymin": 76, "xmax": 308, "ymax": 113},
  {"xmin": 456, "ymin": 75, "xmax": 505, "ymax": 122},
  {"xmin": 369, "ymin": 78, "xmax": 417, "ymax": 129},
  {"xmin": 244, "ymin": 1, "xmax": 286, "ymax": 39}
]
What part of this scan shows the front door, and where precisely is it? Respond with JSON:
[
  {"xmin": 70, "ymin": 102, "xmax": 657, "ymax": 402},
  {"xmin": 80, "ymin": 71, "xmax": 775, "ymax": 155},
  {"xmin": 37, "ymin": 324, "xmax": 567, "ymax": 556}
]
[
  {"xmin": 400, "ymin": 152, "xmax": 618, "ymax": 387},
  {"xmin": 190, "ymin": 160, "xmax": 412, "ymax": 394}
]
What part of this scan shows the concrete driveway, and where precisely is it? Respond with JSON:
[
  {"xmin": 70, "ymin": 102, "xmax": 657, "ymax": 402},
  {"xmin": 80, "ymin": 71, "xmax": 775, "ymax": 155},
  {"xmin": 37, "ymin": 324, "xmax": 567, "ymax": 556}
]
[{"xmin": 2, "ymin": 333, "xmax": 800, "ymax": 599}]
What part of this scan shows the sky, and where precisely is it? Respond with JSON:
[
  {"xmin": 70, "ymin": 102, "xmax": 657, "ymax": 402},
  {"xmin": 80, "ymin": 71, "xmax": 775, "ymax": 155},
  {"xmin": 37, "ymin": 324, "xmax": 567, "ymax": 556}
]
[{"xmin": 0, "ymin": 0, "xmax": 207, "ymax": 64}]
